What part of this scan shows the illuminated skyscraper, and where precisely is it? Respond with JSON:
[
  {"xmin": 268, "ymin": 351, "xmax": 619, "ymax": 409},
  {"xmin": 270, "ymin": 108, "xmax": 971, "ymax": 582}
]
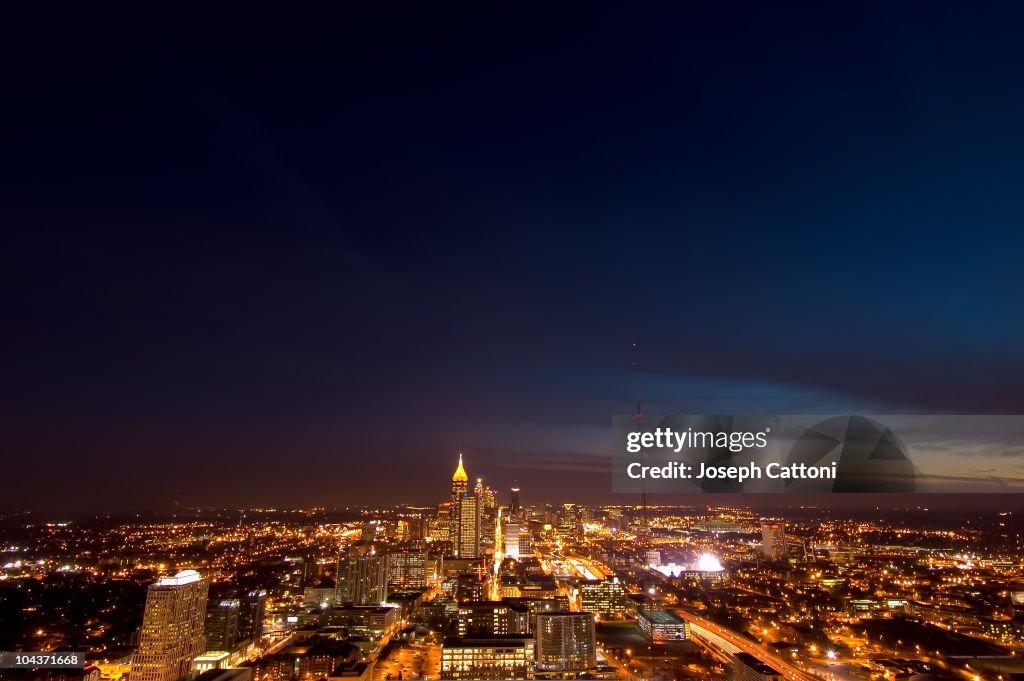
[
  {"xmin": 509, "ymin": 487, "xmax": 521, "ymax": 516},
  {"xmin": 131, "ymin": 570, "xmax": 209, "ymax": 681},
  {"xmin": 459, "ymin": 492, "xmax": 481, "ymax": 559},
  {"xmin": 450, "ymin": 454, "xmax": 469, "ymax": 557},
  {"xmin": 761, "ymin": 521, "xmax": 787, "ymax": 561}
]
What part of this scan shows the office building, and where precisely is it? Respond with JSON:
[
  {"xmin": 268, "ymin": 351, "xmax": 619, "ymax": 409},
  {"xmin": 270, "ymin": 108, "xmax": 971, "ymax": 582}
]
[
  {"xmin": 761, "ymin": 521, "xmax": 787, "ymax": 561},
  {"xmin": 205, "ymin": 599, "xmax": 240, "ymax": 651},
  {"xmin": 459, "ymin": 492, "xmax": 480, "ymax": 559},
  {"xmin": 580, "ymin": 579, "xmax": 629, "ymax": 618},
  {"xmin": 322, "ymin": 605, "xmax": 399, "ymax": 638},
  {"xmin": 535, "ymin": 611, "xmax": 596, "ymax": 673},
  {"xmin": 518, "ymin": 529, "xmax": 532, "ymax": 556},
  {"xmin": 337, "ymin": 553, "xmax": 389, "ymax": 605},
  {"xmin": 440, "ymin": 635, "xmax": 535, "ymax": 680},
  {"xmin": 450, "ymin": 454, "xmax": 469, "ymax": 557},
  {"xmin": 237, "ymin": 590, "xmax": 266, "ymax": 643},
  {"xmin": 456, "ymin": 601, "xmax": 530, "ymax": 636},
  {"xmin": 503, "ymin": 519, "xmax": 520, "ymax": 561},
  {"xmin": 130, "ymin": 570, "xmax": 209, "ymax": 681},
  {"xmin": 388, "ymin": 549, "xmax": 428, "ymax": 588}
]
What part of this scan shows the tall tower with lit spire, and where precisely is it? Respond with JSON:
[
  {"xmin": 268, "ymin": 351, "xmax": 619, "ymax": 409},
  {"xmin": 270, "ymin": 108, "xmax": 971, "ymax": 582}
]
[{"xmin": 450, "ymin": 453, "xmax": 469, "ymax": 557}]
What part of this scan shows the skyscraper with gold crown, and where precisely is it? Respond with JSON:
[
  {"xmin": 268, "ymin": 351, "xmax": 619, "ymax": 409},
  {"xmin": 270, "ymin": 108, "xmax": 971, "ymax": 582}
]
[{"xmin": 449, "ymin": 453, "xmax": 469, "ymax": 557}]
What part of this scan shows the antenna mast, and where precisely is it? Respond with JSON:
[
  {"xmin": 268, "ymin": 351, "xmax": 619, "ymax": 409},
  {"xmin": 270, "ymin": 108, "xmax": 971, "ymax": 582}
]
[{"xmin": 633, "ymin": 343, "xmax": 648, "ymax": 531}]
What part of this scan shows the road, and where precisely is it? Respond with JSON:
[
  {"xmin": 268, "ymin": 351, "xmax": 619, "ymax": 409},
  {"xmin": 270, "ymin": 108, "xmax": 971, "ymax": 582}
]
[
  {"xmin": 675, "ymin": 609, "xmax": 822, "ymax": 681},
  {"xmin": 372, "ymin": 642, "xmax": 440, "ymax": 680}
]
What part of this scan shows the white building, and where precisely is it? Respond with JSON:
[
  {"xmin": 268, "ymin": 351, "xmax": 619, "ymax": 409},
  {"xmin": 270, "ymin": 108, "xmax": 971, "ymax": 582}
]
[
  {"xmin": 503, "ymin": 520, "xmax": 520, "ymax": 561},
  {"xmin": 130, "ymin": 570, "xmax": 209, "ymax": 681}
]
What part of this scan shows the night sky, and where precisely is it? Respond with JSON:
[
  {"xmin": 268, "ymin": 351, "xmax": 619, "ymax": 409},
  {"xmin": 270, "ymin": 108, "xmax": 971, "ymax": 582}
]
[{"xmin": 3, "ymin": 5, "xmax": 1024, "ymax": 513}]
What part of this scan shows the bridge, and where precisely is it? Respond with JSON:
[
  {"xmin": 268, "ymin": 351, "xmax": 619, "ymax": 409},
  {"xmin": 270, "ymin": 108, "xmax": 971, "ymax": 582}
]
[{"xmin": 676, "ymin": 609, "xmax": 821, "ymax": 681}]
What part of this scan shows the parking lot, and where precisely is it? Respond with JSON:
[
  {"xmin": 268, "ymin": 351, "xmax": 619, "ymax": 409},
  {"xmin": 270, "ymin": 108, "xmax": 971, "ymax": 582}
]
[{"xmin": 373, "ymin": 642, "xmax": 441, "ymax": 680}]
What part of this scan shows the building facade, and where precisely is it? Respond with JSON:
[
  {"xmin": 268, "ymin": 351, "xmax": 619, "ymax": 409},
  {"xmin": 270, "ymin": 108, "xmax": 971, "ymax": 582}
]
[
  {"xmin": 535, "ymin": 612, "xmax": 596, "ymax": 673},
  {"xmin": 761, "ymin": 521, "xmax": 787, "ymax": 561},
  {"xmin": 440, "ymin": 635, "xmax": 535, "ymax": 680},
  {"xmin": 638, "ymin": 609, "xmax": 689, "ymax": 641},
  {"xmin": 450, "ymin": 454, "xmax": 469, "ymax": 557},
  {"xmin": 336, "ymin": 553, "xmax": 389, "ymax": 606},
  {"xmin": 205, "ymin": 599, "xmax": 240, "ymax": 651},
  {"xmin": 458, "ymin": 492, "xmax": 480, "ymax": 559},
  {"xmin": 580, "ymin": 579, "xmax": 629, "ymax": 618},
  {"xmin": 130, "ymin": 570, "xmax": 209, "ymax": 681}
]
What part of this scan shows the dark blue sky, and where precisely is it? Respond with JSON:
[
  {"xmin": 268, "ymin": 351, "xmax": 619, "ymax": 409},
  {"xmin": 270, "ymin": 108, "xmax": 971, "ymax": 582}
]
[{"xmin": 3, "ymin": 5, "xmax": 1024, "ymax": 512}]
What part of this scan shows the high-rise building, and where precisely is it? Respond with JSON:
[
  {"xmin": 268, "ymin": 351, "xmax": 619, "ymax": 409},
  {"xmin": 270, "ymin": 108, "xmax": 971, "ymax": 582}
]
[
  {"xmin": 335, "ymin": 552, "xmax": 350, "ymax": 605},
  {"xmin": 761, "ymin": 521, "xmax": 787, "ymax": 561},
  {"xmin": 481, "ymin": 485, "xmax": 496, "ymax": 512},
  {"xmin": 580, "ymin": 579, "xmax": 629, "ymax": 618},
  {"xmin": 535, "ymin": 612, "xmax": 597, "ymax": 673},
  {"xmin": 459, "ymin": 492, "xmax": 481, "ymax": 559},
  {"xmin": 450, "ymin": 454, "xmax": 469, "ymax": 557},
  {"xmin": 389, "ymin": 549, "xmax": 428, "ymax": 588},
  {"xmin": 432, "ymin": 503, "xmax": 452, "ymax": 543},
  {"xmin": 130, "ymin": 570, "xmax": 209, "ymax": 681},
  {"xmin": 503, "ymin": 520, "xmax": 520, "ymax": 561},
  {"xmin": 337, "ymin": 553, "xmax": 390, "ymax": 605},
  {"xmin": 509, "ymin": 487, "xmax": 521, "ymax": 516},
  {"xmin": 518, "ymin": 528, "xmax": 532, "ymax": 556},
  {"xmin": 237, "ymin": 590, "xmax": 266, "ymax": 643},
  {"xmin": 204, "ymin": 599, "xmax": 240, "ymax": 651}
]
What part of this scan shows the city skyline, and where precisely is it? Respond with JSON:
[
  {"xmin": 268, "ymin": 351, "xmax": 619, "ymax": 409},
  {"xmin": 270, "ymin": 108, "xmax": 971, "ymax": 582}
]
[
  {"xmin": 6, "ymin": 494, "xmax": 1024, "ymax": 680},
  {"xmin": 7, "ymin": 6, "xmax": 1024, "ymax": 681},
  {"xmin": 7, "ymin": 449, "xmax": 1024, "ymax": 520}
]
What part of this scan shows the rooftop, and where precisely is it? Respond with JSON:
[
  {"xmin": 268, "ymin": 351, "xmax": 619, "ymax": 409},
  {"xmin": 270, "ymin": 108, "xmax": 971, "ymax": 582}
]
[
  {"xmin": 639, "ymin": 609, "xmax": 686, "ymax": 625},
  {"xmin": 157, "ymin": 569, "xmax": 203, "ymax": 586}
]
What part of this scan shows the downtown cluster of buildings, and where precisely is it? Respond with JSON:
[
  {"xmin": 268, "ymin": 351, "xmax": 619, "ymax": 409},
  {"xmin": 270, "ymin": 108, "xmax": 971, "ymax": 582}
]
[
  {"xmin": 113, "ymin": 458, "xmax": 905, "ymax": 680},
  {"xmin": 113, "ymin": 456, "xmax": 611, "ymax": 681},
  {"xmin": 6, "ymin": 462, "xmax": 1024, "ymax": 681}
]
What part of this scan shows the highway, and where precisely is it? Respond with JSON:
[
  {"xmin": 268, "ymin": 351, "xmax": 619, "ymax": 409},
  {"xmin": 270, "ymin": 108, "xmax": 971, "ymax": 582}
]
[{"xmin": 675, "ymin": 609, "xmax": 822, "ymax": 681}]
